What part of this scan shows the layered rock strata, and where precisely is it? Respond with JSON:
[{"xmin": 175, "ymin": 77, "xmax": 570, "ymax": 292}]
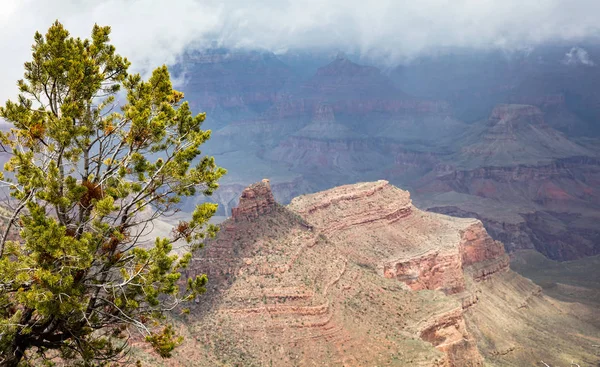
[
  {"xmin": 230, "ymin": 179, "xmax": 277, "ymax": 221},
  {"xmin": 168, "ymin": 180, "xmax": 598, "ymax": 367},
  {"xmin": 290, "ymin": 181, "xmax": 509, "ymax": 296},
  {"xmin": 416, "ymin": 104, "xmax": 600, "ymax": 260}
]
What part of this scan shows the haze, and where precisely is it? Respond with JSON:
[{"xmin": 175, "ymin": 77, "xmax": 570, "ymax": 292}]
[{"xmin": 1, "ymin": 0, "xmax": 600, "ymax": 102}]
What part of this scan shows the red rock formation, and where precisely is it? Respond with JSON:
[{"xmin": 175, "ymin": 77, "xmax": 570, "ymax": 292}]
[
  {"xmin": 231, "ymin": 179, "xmax": 277, "ymax": 221},
  {"xmin": 426, "ymin": 205, "xmax": 536, "ymax": 253},
  {"xmin": 289, "ymin": 180, "xmax": 412, "ymax": 228},
  {"xmin": 178, "ymin": 180, "xmax": 598, "ymax": 367},
  {"xmin": 459, "ymin": 222, "xmax": 506, "ymax": 266},
  {"xmin": 382, "ymin": 221, "xmax": 510, "ymax": 294},
  {"xmin": 384, "ymin": 251, "xmax": 466, "ymax": 294},
  {"xmin": 419, "ymin": 308, "xmax": 484, "ymax": 367},
  {"xmin": 291, "ymin": 181, "xmax": 509, "ymax": 292},
  {"xmin": 207, "ymin": 176, "xmax": 311, "ymax": 216},
  {"xmin": 288, "ymin": 181, "xmax": 513, "ymax": 365}
]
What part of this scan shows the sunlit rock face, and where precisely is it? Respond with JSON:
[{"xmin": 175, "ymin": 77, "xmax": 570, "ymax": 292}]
[
  {"xmin": 231, "ymin": 179, "xmax": 277, "ymax": 221},
  {"xmin": 161, "ymin": 180, "xmax": 600, "ymax": 367}
]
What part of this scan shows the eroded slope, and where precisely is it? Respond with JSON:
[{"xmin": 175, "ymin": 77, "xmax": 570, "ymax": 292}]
[{"xmin": 142, "ymin": 180, "xmax": 599, "ymax": 366}]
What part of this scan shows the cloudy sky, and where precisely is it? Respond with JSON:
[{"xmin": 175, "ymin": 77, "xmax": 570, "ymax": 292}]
[{"xmin": 0, "ymin": 0, "xmax": 599, "ymax": 102}]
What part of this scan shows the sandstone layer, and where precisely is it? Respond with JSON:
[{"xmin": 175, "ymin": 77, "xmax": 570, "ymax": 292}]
[{"xmin": 138, "ymin": 180, "xmax": 600, "ymax": 367}]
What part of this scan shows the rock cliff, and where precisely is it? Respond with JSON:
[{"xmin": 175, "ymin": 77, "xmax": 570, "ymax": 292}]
[
  {"xmin": 181, "ymin": 50, "xmax": 292, "ymax": 127},
  {"xmin": 151, "ymin": 180, "xmax": 599, "ymax": 367},
  {"xmin": 289, "ymin": 181, "xmax": 508, "ymax": 296},
  {"xmin": 230, "ymin": 179, "xmax": 277, "ymax": 221},
  {"xmin": 415, "ymin": 104, "xmax": 600, "ymax": 260}
]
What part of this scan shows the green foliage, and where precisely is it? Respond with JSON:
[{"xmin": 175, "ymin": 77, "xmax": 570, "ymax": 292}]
[
  {"xmin": 0, "ymin": 21, "xmax": 225, "ymax": 366},
  {"xmin": 145, "ymin": 325, "xmax": 183, "ymax": 358}
]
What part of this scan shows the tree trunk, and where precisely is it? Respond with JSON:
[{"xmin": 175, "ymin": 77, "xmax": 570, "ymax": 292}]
[
  {"xmin": 3, "ymin": 339, "xmax": 26, "ymax": 367},
  {"xmin": 3, "ymin": 308, "xmax": 33, "ymax": 366}
]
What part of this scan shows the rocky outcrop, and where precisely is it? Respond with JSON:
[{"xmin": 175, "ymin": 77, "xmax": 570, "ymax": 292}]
[
  {"xmin": 290, "ymin": 181, "xmax": 508, "ymax": 294},
  {"xmin": 289, "ymin": 180, "xmax": 413, "ymax": 231},
  {"xmin": 207, "ymin": 176, "xmax": 312, "ymax": 216},
  {"xmin": 177, "ymin": 180, "xmax": 599, "ymax": 367},
  {"xmin": 459, "ymin": 222, "xmax": 506, "ymax": 267},
  {"xmin": 382, "ymin": 221, "xmax": 509, "ymax": 295},
  {"xmin": 384, "ymin": 250, "xmax": 466, "ymax": 294},
  {"xmin": 460, "ymin": 222, "xmax": 511, "ymax": 282},
  {"xmin": 427, "ymin": 205, "xmax": 536, "ymax": 252},
  {"xmin": 289, "ymin": 181, "xmax": 510, "ymax": 364},
  {"xmin": 231, "ymin": 179, "xmax": 277, "ymax": 221},
  {"xmin": 418, "ymin": 308, "xmax": 484, "ymax": 367}
]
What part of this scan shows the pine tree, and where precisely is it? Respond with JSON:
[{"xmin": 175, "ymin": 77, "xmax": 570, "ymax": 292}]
[{"xmin": 0, "ymin": 21, "xmax": 225, "ymax": 366}]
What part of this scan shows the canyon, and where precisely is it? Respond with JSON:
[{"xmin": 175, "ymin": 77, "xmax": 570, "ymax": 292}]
[
  {"xmin": 416, "ymin": 104, "xmax": 600, "ymax": 260},
  {"xmin": 136, "ymin": 48, "xmax": 600, "ymax": 365},
  {"xmin": 181, "ymin": 50, "xmax": 600, "ymax": 262},
  {"xmin": 138, "ymin": 180, "xmax": 599, "ymax": 366}
]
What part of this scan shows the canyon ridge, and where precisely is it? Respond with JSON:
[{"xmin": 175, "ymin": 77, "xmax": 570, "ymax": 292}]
[
  {"xmin": 137, "ymin": 180, "xmax": 599, "ymax": 366},
  {"xmin": 179, "ymin": 49, "xmax": 600, "ymax": 264}
]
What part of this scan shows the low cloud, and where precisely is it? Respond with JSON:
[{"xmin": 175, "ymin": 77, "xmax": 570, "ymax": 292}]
[
  {"xmin": 563, "ymin": 47, "xmax": 596, "ymax": 66},
  {"xmin": 1, "ymin": 0, "xmax": 600, "ymax": 102}
]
